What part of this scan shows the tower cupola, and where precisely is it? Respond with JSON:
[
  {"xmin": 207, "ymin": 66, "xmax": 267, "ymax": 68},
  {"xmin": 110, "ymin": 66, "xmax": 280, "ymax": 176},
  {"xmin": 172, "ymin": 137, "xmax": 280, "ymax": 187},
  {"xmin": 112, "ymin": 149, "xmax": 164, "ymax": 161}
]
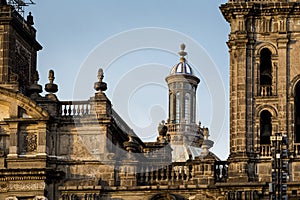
[
  {"xmin": 166, "ymin": 44, "xmax": 200, "ymax": 125},
  {"xmin": 165, "ymin": 44, "xmax": 204, "ymax": 162}
]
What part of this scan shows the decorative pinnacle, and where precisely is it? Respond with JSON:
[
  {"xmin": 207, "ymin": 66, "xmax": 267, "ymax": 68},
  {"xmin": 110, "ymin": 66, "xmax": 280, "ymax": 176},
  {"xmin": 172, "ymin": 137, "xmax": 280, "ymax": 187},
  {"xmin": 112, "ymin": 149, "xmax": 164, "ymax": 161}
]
[
  {"xmin": 94, "ymin": 68, "xmax": 107, "ymax": 93},
  {"xmin": 178, "ymin": 43, "xmax": 187, "ymax": 62},
  {"xmin": 45, "ymin": 69, "xmax": 58, "ymax": 94},
  {"xmin": 48, "ymin": 70, "xmax": 55, "ymax": 84},
  {"xmin": 27, "ymin": 12, "xmax": 34, "ymax": 26},
  {"xmin": 32, "ymin": 70, "xmax": 39, "ymax": 84},
  {"xmin": 27, "ymin": 70, "xmax": 42, "ymax": 98},
  {"xmin": 97, "ymin": 68, "xmax": 104, "ymax": 82}
]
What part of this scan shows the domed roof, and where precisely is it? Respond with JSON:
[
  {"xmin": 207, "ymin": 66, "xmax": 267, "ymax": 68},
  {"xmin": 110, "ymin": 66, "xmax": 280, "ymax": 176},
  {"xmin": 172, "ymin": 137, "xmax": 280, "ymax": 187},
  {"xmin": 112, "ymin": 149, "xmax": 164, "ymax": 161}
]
[
  {"xmin": 171, "ymin": 61, "xmax": 193, "ymax": 75},
  {"xmin": 170, "ymin": 43, "xmax": 194, "ymax": 75}
]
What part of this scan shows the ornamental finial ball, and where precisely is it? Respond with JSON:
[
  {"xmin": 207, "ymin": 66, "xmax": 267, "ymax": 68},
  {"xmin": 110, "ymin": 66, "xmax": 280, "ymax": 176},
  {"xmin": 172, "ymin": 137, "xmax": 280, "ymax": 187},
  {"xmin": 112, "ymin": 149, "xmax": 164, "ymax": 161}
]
[{"xmin": 179, "ymin": 43, "xmax": 187, "ymax": 58}]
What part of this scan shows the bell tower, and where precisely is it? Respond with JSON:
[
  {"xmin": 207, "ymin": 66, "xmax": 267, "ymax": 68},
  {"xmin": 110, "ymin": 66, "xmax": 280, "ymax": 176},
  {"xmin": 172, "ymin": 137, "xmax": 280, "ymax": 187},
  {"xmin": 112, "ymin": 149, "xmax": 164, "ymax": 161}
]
[
  {"xmin": 221, "ymin": 0, "xmax": 300, "ymax": 182},
  {"xmin": 0, "ymin": 2, "xmax": 42, "ymax": 94}
]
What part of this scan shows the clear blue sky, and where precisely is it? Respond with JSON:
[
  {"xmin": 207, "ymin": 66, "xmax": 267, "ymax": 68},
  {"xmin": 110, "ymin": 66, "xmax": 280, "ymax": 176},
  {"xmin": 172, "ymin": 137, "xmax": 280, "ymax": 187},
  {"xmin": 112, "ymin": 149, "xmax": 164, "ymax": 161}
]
[{"xmin": 28, "ymin": 0, "xmax": 230, "ymax": 159}]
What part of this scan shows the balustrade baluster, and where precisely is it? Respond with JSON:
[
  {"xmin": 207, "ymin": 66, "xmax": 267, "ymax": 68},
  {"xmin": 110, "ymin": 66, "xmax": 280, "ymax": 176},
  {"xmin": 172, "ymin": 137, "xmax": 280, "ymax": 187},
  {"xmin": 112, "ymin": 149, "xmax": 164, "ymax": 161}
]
[
  {"xmin": 188, "ymin": 164, "xmax": 192, "ymax": 180},
  {"xmin": 59, "ymin": 101, "xmax": 91, "ymax": 117},
  {"xmin": 163, "ymin": 166, "xmax": 167, "ymax": 180},
  {"xmin": 175, "ymin": 166, "xmax": 179, "ymax": 180},
  {"xmin": 166, "ymin": 166, "xmax": 170, "ymax": 181},
  {"xmin": 76, "ymin": 105, "xmax": 80, "ymax": 115},
  {"xmin": 71, "ymin": 105, "xmax": 75, "ymax": 115},
  {"xmin": 155, "ymin": 167, "xmax": 159, "ymax": 182},
  {"xmin": 170, "ymin": 164, "xmax": 174, "ymax": 181},
  {"xmin": 67, "ymin": 104, "xmax": 72, "ymax": 115},
  {"xmin": 63, "ymin": 105, "xmax": 67, "ymax": 115},
  {"xmin": 81, "ymin": 104, "xmax": 85, "ymax": 115},
  {"xmin": 183, "ymin": 166, "xmax": 187, "ymax": 180},
  {"xmin": 145, "ymin": 166, "xmax": 149, "ymax": 183},
  {"xmin": 150, "ymin": 167, "xmax": 154, "ymax": 183}
]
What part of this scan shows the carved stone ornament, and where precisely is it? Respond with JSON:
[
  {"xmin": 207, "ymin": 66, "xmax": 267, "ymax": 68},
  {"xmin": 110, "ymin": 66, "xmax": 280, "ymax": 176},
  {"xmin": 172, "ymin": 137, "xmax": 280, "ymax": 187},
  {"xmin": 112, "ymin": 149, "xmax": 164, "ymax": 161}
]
[
  {"xmin": 22, "ymin": 132, "xmax": 37, "ymax": 153},
  {"xmin": 33, "ymin": 196, "xmax": 48, "ymax": 200},
  {"xmin": 5, "ymin": 197, "xmax": 18, "ymax": 200},
  {"xmin": 9, "ymin": 182, "xmax": 45, "ymax": 191}
]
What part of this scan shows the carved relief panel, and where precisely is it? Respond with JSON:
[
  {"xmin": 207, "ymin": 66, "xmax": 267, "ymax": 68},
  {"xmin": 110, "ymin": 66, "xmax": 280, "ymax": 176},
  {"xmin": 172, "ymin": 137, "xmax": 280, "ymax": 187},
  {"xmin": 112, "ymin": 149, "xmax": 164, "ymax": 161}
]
[{"xmin": 19, "ymin": 125, "xmax": 37, "ymax": 155}]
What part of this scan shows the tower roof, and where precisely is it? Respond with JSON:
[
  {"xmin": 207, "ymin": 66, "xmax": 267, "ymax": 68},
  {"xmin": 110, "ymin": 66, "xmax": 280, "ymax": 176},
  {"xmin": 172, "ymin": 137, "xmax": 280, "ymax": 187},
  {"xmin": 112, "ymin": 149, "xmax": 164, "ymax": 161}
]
[{"xmin": 170, "ymin": 43, "xmax": 194, "ymax": 75}]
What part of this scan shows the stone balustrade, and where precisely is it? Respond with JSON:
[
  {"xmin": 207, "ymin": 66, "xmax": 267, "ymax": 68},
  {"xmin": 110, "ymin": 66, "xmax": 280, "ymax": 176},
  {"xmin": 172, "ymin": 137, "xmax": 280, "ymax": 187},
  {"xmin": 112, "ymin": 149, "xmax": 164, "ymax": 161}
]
[
  {"xmin": 137, "ymin": 162, "xmax": 193, "ymax": 186},
  {"xmin": 260, "ymin": 85, "xmax": 272, "ymax": 97},
  {"xmin": 60, "ymin": 101, "xmax": 91, "ymax": 116},
  {"xmin": 214, "ymin": 161, "xmax": 228, "ymax": 182},
  {"xmin": 260, "ymin": 144, "xmax": 272, "ymax": 157},
  {"xmin": 294, "ymin": 143, "xmax": 300, "ymax": 156},
  {"xmin": 167, "ymin": 123, "xmax": 198, "ymax": 133}
]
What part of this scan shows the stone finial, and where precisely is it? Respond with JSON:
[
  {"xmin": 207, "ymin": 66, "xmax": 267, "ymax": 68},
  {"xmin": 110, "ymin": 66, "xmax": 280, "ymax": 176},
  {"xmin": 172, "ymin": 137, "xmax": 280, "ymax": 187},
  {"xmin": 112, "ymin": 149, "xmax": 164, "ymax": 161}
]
[
  {"xmin": 203, "ymin": 127, "xmax": 209, "ymax": 140},
  {"xmin": 33, "ymin": 70, "xmax": 39, "ymax": 84},
  {"xmin": 27, "ymin": 70, "xmax": 42, "ymax": 99},
  {"xmin": 124, "ymin": 130, "xmax": 139, "ymax": 153},
  {"xmin": 27, "ymin": 12, "xmax": 34, "ymax": 26},
  {"xmin": 48, "ymin": 70, "xmax": 54, "ymax": 84},
  {"xmin": 197, "ymin": 121, "xmax": 202, "ymax": 134},
  {"xmin": 178, "ymin": 43, "xmax": 187, "ymax": 62},
  {"xmin": 201, "ymin": 127, "xmax": 213, "ymax": 157},
  {"xmin": 45, "ymin": 69, "xmax": 58, "ymax": 100},
  {"xmin": 98, "ymin": 68, "xmax": 104, "ymax": 82},
  {"xmin": 94, "ymin": 68, "xmax": 107, "ymax": 93},
  {"xmin": 158, "ymin": 120, "xmax": 168, "ymax": 137}
]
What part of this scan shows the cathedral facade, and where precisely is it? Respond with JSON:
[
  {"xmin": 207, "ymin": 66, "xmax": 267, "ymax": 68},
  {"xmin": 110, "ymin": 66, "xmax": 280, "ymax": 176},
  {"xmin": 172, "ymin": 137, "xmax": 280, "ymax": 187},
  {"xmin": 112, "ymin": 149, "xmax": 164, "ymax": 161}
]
[{"xmin": 0, "ymin": 0, "xmax": 300, "ymax": 199}]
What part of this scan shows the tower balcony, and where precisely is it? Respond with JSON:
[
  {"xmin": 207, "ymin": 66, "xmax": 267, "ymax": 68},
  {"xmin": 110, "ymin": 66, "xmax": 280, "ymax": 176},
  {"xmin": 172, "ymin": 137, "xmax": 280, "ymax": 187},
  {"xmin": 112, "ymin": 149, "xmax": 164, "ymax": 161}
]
[
  {"xmin": 260, "ymin": 144, "xmax": 272, "ymax": 158},
  {"xmin": 260, "ymin": 85, "xmax": 272, "ymax": 97},
  {"xmin": 166, "ymin": 123, "xmax": 198, "ymax": 133},
  {"xmin": 294, "ymin": 143, "xmax": 300, "ymax": 157}
]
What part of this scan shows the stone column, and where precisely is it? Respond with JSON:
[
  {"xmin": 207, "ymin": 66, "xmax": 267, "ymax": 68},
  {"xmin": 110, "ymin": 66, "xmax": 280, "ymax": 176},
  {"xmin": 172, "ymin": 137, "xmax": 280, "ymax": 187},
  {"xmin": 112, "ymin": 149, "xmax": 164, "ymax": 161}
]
[
  {"xmin": 7, "ymin": 122, "xmax": 18, "ymax": 157},
  {"xmin": 37, "ymin": 121, "xmax": 47, "ymax": 156}
]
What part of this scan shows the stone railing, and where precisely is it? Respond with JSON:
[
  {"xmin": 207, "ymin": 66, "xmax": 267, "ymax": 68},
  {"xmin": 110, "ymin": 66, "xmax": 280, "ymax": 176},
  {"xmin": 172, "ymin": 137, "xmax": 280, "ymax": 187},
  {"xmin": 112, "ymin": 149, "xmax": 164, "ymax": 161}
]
[
  {"xmin": 59, "ymin": 101, "xmax": 138, "ymax": 136},
  {"xmin": 137, "ymin": 162, "xmax": 193, "ymax": 186},
  {"xmin": 260, "ymin": 144, "xmax": 272, "ymax": 157},
  {"xmin": 61, "ymin": 193, "xmax": 101, "ymax": 200},
  {"xmin": 60, "ymin": 101, "xmax": 91, "ymax": 116},
  {"xmin": 294, "ymin": 143, "xmax": 300, "ymax": 156},
  {"xmin": 167, "ymin": 123, "xmax": 198, "ymax": 133},
  {"xmin": 260, "ymin": 85, "xmax": 272, "ymax": 97},
  {"xmin": 214, "ymin": 161, "xmax": 228, "ymax": 182}
]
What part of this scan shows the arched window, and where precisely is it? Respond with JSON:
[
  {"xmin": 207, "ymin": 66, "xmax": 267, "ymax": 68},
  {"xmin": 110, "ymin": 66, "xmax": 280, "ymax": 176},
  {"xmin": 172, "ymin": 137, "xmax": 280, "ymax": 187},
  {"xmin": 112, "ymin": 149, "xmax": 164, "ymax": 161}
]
[
  {"xmin": 260, "ymin": 48, "xmax": 272, "ymax": 96},
  {"xmin": 260, "ymin": 110, "xmax": 272, "ymax": 144},
  {"xmin": 175, "ymin": 92, "xmax": 180, "ymax": 123},
  {"xmin": 184, "ymin": 93, "xmax": 190, "ymax": 123},
  {"xmin": 294, "ymin": 82, "xmax": 300, "ymax": 143},
  {"xmin": 169, "ymin": 93, "xmax": 175, "ymax": 122}
]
